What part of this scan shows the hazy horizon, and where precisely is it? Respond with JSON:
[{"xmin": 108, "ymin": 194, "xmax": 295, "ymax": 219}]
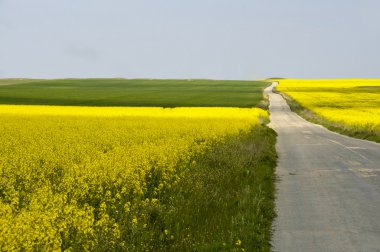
[{"xmin": 1, "ymin": 0, "xmax": 379, "ymax": 80}]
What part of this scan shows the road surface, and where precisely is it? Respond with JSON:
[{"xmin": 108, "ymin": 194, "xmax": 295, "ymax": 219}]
[{"xmin": 265, "ymin": 83, "xmax": 380, "ymax": 252}]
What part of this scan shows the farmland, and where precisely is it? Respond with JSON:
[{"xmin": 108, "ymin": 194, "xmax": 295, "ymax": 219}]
[
  {"xmin": 0, "ymin": 79, "xmax": 276, "ymax": 251},
  {"xmin": 0, "ymin": 79, "xmax": 268, "ymax": 108},
  {"xmin": 276, "ymin": 79, "xmax": 380, "ymax": 142}
]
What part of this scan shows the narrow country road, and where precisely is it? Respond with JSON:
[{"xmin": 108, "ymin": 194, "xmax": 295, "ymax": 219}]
[{"xmin": 265, "ymin": 83, "xmax": 380, "ymax": 252}]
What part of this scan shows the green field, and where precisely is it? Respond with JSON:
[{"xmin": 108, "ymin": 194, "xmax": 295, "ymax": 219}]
[{"xmin": 0, "ymin": 78, "xmax": 268, "ymax": 107}]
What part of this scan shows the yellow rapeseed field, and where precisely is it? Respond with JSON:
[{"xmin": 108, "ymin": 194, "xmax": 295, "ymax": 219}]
[
  {"xmin": 0, "ymin": 105, "xmax": 267, "ymax": 251},
  {"xmin": 276, "ymin": 79, "xmax": 380, "ymax": 139}
]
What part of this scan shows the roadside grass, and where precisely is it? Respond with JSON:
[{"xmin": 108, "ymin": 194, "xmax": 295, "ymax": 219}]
[
  {"xmin": 133, "ymin": 125, "xmax": 277, "ymax": 251},
  {"xmin": 277, "ymin": 89, "xmax": 380, "ymax": 143},
  {"xmin": 0, "ymin": 78, "xmax": 267, "ymax": 107}
]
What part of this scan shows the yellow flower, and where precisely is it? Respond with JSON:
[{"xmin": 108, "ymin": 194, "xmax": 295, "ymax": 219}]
[
  {"xmin": 235, "ymin": 239, "xmax": 242, "ymax": 246},
  {"xmin": 277, "ymin": 79, "xmax": 380, "ymax": 134},
  {"xmin": 0, "ymin": 105, "xmax": 267, "ymax": 249}
]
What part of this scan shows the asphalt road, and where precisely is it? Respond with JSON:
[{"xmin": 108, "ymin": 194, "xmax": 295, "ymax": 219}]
[{"xmin": 265, "ymin": 83, "xmax": 380, "ymax": 252}]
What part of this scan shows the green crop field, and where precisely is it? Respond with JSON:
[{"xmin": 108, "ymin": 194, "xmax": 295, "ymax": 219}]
[{"xmin": 0, "ymin": 78, "xmax": 268, "ymax": 107}]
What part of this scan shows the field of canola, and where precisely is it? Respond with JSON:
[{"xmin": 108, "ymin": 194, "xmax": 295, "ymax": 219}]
[
  {"xmin": 276, "ymin": 79, "xmax": 380, "ymax": 142},
  {"xmin": 0, "ymin": 105, "xmax": 269, "ymax": 251}
]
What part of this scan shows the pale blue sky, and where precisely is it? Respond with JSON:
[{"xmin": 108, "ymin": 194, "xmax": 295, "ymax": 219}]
[{"xmin": 1, "ymin": 0, "xmax": 379, "ymax": 80}]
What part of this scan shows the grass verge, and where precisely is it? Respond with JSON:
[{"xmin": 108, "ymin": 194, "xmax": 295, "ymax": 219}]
[
  {"xmin": 114, "ymin": 125, "xmax": 277, "ymax": 251},
  {"xmin": 277, "ymin": 90, "xmax": 380, "ymax": 142}
]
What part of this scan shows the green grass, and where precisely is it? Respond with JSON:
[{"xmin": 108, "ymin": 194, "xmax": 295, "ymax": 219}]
[
  {"xmin": 121, "ymin": 125, "xmax": 277, "ymax": 251},
  {"xmin": 0, "ymin": 78, "xmax": 268, "ymax": 107}
]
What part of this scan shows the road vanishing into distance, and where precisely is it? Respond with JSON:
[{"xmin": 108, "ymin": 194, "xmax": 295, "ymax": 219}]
[{"xmin": 265, "ymin": 83, "xmax": 380, "ymax": 252}]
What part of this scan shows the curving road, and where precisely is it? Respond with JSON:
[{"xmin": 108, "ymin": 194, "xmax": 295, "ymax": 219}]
[{"xmin": 265, "ymin": 83, "xmax": 380, "ymax": 252}]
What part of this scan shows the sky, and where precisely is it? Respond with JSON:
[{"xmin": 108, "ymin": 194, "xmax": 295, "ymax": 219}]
[{"xmin": 0, "ymin": 0, "xmax": 379, "ymax": 80}]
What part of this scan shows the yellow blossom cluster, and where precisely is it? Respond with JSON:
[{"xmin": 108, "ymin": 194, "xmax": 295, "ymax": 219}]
[
  {"xmin": 276, "ymin": 79, "xmax": 380, "ymax": 133},
  {"xmin": 0, "ymin": 106, "xmax": 267, "ymax": 251}
]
